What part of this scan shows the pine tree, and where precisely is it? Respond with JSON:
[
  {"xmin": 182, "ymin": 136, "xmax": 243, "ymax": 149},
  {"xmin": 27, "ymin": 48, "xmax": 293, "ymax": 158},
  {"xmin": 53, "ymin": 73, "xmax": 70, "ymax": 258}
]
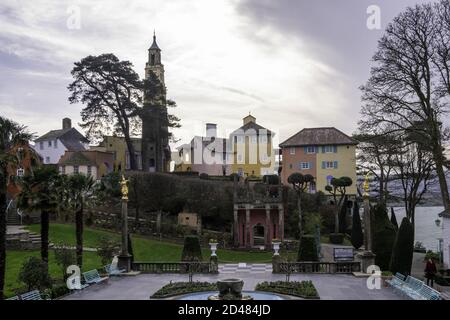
[
  {"xmin": 351, "ymin": 202, "xmax": 364, "ymax": 250},
  {"xmin": 390, "ymin": 217, "xmax": 414, "ymax": 275},
  {"xmin": 390, "ymin": 207, "xmax": 399, "ymax": 230}
]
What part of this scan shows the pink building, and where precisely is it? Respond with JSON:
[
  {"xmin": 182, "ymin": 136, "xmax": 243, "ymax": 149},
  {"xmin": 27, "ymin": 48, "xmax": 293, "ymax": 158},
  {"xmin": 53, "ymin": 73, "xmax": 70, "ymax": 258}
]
[{"xmin": 233, "ymin": 179, "xmax": 285, "ymax": 249}]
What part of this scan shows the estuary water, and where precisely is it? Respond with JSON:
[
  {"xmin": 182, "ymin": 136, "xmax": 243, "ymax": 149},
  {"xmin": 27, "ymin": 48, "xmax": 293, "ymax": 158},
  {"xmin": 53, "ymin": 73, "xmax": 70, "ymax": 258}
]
[{"xmin": 392, "ymin": 206, "xmax": 444, "ymax": 252}]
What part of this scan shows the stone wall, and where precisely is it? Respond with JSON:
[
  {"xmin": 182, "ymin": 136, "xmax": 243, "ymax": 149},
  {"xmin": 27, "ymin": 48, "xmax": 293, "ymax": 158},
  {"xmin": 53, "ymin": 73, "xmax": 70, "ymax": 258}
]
[{"xmin": 91, "ymin": 210, "xmax": 156, "ymax": 235}]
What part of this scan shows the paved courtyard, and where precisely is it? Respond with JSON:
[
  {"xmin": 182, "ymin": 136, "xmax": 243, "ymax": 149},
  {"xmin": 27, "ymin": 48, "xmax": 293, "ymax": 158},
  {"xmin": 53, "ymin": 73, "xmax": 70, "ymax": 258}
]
[{"xmin": 64, "ymin": 264, "xmax": 403, "ymax": 300}]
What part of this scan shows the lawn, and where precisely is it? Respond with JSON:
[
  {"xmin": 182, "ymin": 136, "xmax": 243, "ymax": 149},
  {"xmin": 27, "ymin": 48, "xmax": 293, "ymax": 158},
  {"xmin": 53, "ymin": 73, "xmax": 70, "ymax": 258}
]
[
  {"xmin": 4, "ymin": 250, "xmax": 101, "ymax": 298},
  {"xmin": 27, "ymin": 223, "xmax": 274, "ymax": 263}
]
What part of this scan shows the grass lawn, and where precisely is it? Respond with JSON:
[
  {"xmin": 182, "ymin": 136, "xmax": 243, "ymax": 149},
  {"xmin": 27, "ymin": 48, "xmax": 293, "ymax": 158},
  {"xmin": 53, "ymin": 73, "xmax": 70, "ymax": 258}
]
[
  {"xmin": 4, "ymin": 250, "xmax": 101, "ymax": 298},
  {"xmin": 27, "ymin": 223, "xmax": 274, "ymax": 263}
]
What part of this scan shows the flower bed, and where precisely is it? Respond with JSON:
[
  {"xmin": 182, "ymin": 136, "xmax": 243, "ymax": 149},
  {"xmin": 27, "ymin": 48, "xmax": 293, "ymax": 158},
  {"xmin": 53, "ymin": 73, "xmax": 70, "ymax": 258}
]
[
  {"xmin": 150, "ymin": 281, "xmax": 217, "ymax": 298},
  {"xmin": 255, "ymin": 281, "xmax": 319, "ymax": 299}
]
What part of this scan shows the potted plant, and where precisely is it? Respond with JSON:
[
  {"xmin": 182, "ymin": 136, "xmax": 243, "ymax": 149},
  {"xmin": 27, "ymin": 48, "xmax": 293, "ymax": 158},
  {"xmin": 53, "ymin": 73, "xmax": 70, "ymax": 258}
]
[
  {"xmin": 209, "ymin": 239, "xmax": 218, "ymax": 257},
  {"xmin": 381, "ymin": 271, "xmax": 393, "ymax": 287},
  {"xmin": 272, "ymin": 239, "xmax": 281, "ymax": 256}
]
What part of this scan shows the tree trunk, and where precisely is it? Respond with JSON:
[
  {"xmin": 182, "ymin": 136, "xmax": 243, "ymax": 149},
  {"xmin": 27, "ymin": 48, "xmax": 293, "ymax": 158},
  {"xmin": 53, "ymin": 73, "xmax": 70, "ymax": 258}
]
[
  {"xmin": 75, "ymin": 202, "xmax": 83, "ymax": 267},
  {"xmin": 334, "ymin": 206, "xmax": 339, "ymax": 234},
  {"xmin": 41, "ymin": 210, "xmax": 49, "ymax": 264},
  {"xmin": 297, "ymin": 192, "xmax": 302, "ymax": 238},
  {"xmin": 434, "ymin": 153, "xmax": 450, "ymax": 211},
  {"xmin": 0, "ymin": 174, "xmax": 7, "ymax": 300},
  {"xmin": 124, "ymin": 135, "xmax": 138, "ymax": 171}
]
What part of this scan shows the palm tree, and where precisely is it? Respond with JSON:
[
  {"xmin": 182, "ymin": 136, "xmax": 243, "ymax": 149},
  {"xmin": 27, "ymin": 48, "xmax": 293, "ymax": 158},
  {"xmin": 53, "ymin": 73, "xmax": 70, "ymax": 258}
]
[
  {"xmin": 0, "ymin": 116, "xmax": 32, "ymax": 299},
  {"xmin": 17, "ymin": 166, "xmax": 59, "ymax": 264},
  {"xmin": 67, "ymin": 173, "xmax": 95, "ymax": 267}
]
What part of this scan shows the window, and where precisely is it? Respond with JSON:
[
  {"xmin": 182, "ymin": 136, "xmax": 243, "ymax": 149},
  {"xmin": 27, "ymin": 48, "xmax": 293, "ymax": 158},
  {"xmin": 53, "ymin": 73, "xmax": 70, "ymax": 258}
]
[
  {"xmin": 323, "ymin": 145, "xmax": 337, "ymax": 153},
  {"xmin": 289, "ymin": 164, "xmax": 293, "ymax": 169},
  {"xmin": 48, "ymin": 140, "xmax": 52, "ymax": 147},
  {"xmin": 237, "ymin": 154, "xmax": 243, "ymax": 162},
  {"xmin": 322, "ymin": 161, "xmax": 338, "ymax": 169},
  {"xmin": 259, "ymin": 135, "xmax": 267, "ymax": 144},
  {"xmin": 306, "ymin": 146, "xmax": 316, "ymax": 154},
  {"xmin": 326, "ymin": 175, "xmax": 333, "ymax": 185},
  {"xmin": 54, "ymin": 140, "xmax": 58, "ymax": 148},
  {"xmin": 300, "ymin": 162, "xmax": 311, "ymax": 170},
  {"xmin": 61, "ymin": 166, "xmax": 66, "ymax": 174},
  {"xmin": 87, "ymin": 166, "xmax": 92, "ymax": 176},
  {"xmin": 289, "ymin": 147, "xmax": 295, "ymax": 155},
  {"xmin": 74, "ymin": 166, "xmax": 79, "ymax": 174},
  {"xmin": 237, "ymin": 136, "xmax": 245, "ymax": 143},
  {"xmin": 251, "ymin": 136, "xmax": 257, "ymax": 144},
  {"xmin": 45, "ymin": 157, "xmax": 50, "ymax": 163},
  {"xmin": 39, "ymin": 141, "xmax": 44, "ymax": 150},
  {"xmin": 16, "ymin": 168, "xmax": 25, "ymax": 177}
]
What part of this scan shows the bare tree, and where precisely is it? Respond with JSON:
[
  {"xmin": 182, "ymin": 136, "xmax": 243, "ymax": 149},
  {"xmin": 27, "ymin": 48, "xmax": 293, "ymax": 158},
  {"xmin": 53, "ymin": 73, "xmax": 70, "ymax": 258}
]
[{"xmin": 360, "ymin": 1, "xmax": 450, "ymax": 212}]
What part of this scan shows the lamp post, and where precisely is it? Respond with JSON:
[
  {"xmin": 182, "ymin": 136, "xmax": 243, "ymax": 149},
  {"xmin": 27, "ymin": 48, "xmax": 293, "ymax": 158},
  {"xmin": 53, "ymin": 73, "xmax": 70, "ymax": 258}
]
[{"xmin": 117, "ymin": 175, "xmax": 132, "ymax": 272}]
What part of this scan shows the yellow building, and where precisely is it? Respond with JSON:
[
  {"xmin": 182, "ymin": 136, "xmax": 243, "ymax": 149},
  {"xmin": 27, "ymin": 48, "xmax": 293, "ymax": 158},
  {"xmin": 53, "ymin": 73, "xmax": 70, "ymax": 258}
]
[
  {"xmin": 279, "ymin": 127, "xmax": 358, "ymax": 194},
  {"xmin": 230, "ymin": 115, "xmax": 275, "ymax": 177},
  {"xmin": 91, "ymin": 136, "xmax": 142, "ymax": 172}
]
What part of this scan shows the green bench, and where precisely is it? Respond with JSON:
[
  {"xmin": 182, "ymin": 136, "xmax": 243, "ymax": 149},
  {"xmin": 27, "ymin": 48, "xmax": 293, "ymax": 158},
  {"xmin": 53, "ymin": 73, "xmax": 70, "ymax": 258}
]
[{"xmin": 83, "ymin": 269, "xmax": 109, "ymax": 284}]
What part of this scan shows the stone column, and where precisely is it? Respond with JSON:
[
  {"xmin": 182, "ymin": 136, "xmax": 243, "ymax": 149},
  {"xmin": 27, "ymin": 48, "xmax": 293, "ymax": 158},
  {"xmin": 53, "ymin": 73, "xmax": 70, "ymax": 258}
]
[
  {"xmin": 233, "ymin": 207, "xmax": 239, "ymax": 247},
  {"xmin": 118, "ymin": 176, "xmax": 131, "ymax": 272},
  {"xmin": 356, "ymin": 190, "xmax": 375, "ymax": 274},
  {"xmin": 118, "ymin": 199, "xmax": 131, "ymax": 272},
  {"xmin": 245, "ymin": 205, "xmax": 251, "ymax": 248},
  {"xmin": 278, "ymin": 205, "xmax": 283, "ymax": 241},
  {"xmin": 265, "ymin": 205, "xmax": 271, "ymax": 250}
]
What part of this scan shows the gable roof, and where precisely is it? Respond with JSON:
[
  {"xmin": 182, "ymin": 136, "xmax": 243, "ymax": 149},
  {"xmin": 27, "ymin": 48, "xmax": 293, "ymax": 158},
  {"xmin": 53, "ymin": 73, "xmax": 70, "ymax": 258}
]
[
  {"xmin": 280, "ymin": 127, "xmax": 358, "ymax": 147},
  {"xmin": 230, "ymin": 121, "xmax": 272, "ymax": 136},
  {"xmin": 35, "ymin": 128, "xmax": 88, "ymax": 151},
  {"xmin": 59, "ymin": 152, "xmax": 95, "ymax": 166}
]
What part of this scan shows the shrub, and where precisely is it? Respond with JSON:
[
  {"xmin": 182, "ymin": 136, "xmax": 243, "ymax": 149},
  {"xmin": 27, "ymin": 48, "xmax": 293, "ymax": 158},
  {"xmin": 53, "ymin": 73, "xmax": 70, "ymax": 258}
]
[
  {"xmin": 263, "ymin": 175, "xmax": 280, "ymax": 185},
  {"xmin": 390, "ymin": 207, "xmax": 398, "ymax": 230},
  {"xmin": 304, "ymin": 212, "xmax": 322, "ymax": 235},
  {"xmin": 49, "ymin": 283, "xmax": 70, "ymax": 299},
  {"xmin": 351, "ymin": 202, "xmax": 363, "ymax": 250},
  {"xmin": 181, "ymin": 235, "xmax": 203, "ymax": 262},
  {"xmin": 53, "ymin": 244, "xmax": 76, "ymax": 281},
  {"xmin": 329, "ymin": 233, "xmax": 344, "ymax": 244},
  {"xmin": 424, "ymin": 250, "xmax": 440, "ymax": 261},
  {"xmin": 18, "ymin": 257, "xmax": 51, "ymax": 291},
  {"xmin": 255, "ymin": 281, "xmax": 319, "ymax": 299},
  {"xmin": 297, "ymin": 235, "xmax": 318, "ymax": 261},
  {"xmin": 96, "ymin": 236, "xmax": 121, "ymax": 265},
  {"xmin": 229, "ymin": 173, "xmax": 240, "ymax": 182},
  {"xmin": 199, "ymin": 173, "xmax": 209, "ymax": 180},
  {"xmin": 372, "ymin": 204, "xmax": 396, "ymax": 271},
  {"xmin": 151, "ymin": 282, "xmax": 217, "ymax": 298},
  {"xmin": 389, "ymin": 217, "xmax": 414, "ymax": 275}
]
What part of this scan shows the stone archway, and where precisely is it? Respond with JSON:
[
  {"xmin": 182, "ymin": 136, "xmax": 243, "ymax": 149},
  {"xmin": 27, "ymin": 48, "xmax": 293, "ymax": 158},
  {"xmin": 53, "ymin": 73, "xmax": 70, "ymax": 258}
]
[{"xmin": 252, "ymin": 224, "xmax": 265, "ymax": 247}]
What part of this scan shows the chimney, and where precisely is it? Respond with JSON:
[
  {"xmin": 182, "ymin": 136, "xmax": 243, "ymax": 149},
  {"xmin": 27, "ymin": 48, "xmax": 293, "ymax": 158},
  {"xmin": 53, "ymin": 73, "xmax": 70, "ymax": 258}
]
[
  {"xmin": 62, "ymin": 118, "xmax": 72, "ymax": 130},
  {"xmin": 206, "ymin": 123, "xmax": 217, "ymax": 138}
]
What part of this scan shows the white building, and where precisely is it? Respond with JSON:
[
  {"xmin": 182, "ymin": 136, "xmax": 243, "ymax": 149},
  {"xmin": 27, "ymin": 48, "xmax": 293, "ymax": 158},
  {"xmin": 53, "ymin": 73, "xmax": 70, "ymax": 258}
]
[{"xmin": 34, "ymin": 118, "xmax": 89, "ymax": 164}]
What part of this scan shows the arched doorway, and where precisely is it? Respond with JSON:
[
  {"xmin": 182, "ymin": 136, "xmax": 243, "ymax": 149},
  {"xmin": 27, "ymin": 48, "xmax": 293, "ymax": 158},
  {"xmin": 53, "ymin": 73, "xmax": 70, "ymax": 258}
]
[{"xmin": 252, "ymin": 224, "xmax": 265, "ymax": 247}]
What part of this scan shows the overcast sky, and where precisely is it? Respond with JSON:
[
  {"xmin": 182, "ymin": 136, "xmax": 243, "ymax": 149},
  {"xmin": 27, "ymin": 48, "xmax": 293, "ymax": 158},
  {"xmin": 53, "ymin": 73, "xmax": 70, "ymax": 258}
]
[{"xmin": 0, "ymin": 0, "xmax": 436, "ymax": 148}]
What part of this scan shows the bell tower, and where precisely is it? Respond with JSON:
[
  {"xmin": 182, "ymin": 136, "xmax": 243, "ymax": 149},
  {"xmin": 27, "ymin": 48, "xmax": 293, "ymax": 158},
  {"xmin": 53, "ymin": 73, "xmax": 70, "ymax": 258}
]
[
  {"xmin": 142, "ymin": 31, "xmax": 171, "ymax": 173},
  {"xmin": 145, "ymin": 31, "xmax": 165, "ymax": 86}
]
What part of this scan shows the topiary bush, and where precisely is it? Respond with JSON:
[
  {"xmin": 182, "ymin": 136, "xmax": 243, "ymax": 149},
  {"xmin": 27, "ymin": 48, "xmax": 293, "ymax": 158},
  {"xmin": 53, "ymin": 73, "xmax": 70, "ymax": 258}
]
[
  {"xmin": 18, "ymin": 257, "xmax": 51, "ymax": 291},
  {"xmin": 297, "ymin": 235, "xmax": 318, "ymax": 261},
  {"xmin": 389, "ymin": 217, "xmax": 414, "ymax": 275},
  {"xmin": 181, "ymin": 235, "xmax": 203, "ymax": 262},
  {"xmin": 372, "ymin": 204, "xmax": 396, "ymax": 271}
]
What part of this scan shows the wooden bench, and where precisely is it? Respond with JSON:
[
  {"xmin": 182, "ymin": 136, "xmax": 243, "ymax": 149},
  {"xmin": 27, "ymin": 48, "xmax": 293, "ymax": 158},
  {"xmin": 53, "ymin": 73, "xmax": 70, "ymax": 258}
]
[
  {"xmin": 104, "ymin": 264, "xmax": 126, "ymax": 276},
  {"xmin": 20, "ymin": 290, "xmax": 44, "ymax": 300},
  {"xmin": 83, "ymin": 269, "xmax": 109, "ymax": 284}
]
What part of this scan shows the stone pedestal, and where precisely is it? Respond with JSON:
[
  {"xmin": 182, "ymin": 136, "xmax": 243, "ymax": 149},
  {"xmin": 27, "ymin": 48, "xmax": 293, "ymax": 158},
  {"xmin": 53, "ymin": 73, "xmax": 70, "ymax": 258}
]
[
  {"xmin": 272, "ymin": 254, "xmax": 281, "ymax": 273},
  {"xmin": 118, "ymin": 254, "xmax": 132, "ymax": 272},
  {"xmin": 356, "ymin": 251, "xmax": 376, "ymax": 274}
]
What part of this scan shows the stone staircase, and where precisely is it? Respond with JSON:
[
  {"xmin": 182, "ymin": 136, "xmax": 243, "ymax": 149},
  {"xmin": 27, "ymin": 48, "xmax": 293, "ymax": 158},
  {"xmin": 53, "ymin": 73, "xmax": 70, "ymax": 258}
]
[
  {"xmin": 7, "ymin": 213, "xmax": 21, "ymax": 225},
  {"xmin": 6, "ymin": 226, "xmax": 54, "ymax": 250}
]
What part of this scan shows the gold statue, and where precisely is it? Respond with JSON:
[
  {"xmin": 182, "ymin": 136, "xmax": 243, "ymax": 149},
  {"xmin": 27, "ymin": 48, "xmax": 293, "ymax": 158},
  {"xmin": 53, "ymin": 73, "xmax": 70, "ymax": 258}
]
[
  {"xmin": 120, "ymin": 175, "xmax": 129, "ymax": 201},
  {"xmin": 363, "ymin": 172, "xmax": 370, "ymax": 197}
]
